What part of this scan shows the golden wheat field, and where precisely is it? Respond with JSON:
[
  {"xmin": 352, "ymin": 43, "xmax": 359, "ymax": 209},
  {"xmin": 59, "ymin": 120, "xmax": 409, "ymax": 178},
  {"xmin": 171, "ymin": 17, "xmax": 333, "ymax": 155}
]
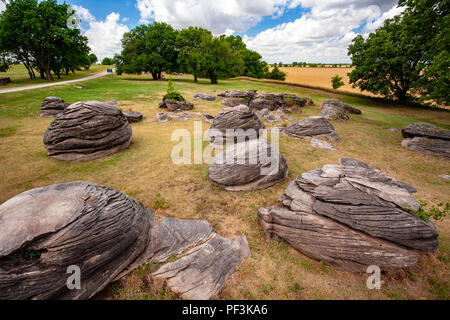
[{"xmin": 279, "ymin": 67, "xmax": 376, "ymax": 96}]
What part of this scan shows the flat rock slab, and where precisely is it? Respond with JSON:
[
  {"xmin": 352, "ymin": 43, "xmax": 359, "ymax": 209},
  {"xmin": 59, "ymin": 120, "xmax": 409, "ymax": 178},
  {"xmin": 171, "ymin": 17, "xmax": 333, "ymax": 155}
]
[
  {"xmin": 0, "ymin": 182, "xmax": 251, "ymax": 300},
  {"xmin": 40, "ymin": 96, "xmax": 69, "ymax": 117},
  {"xmin": 439, "ymin": 175, "xmax": 450, "ymax": 180},
  {"xmin": 209, "ymin": 139, "xmax": 288, "ymax": 191},
  {"xmin": 194, "ymin": 94, "xmax": 216, "ymax": 101},
  {"xmin": 258, "ymin": 158, "xmax": 438, "ymax": 271},
  {"xmin": 208, "ymin": 105, "xmax": 265, "ymax": 145},
  {"xmin": 284, "ymin": 116, "xmax": 339, "ymax": 142},
  {"xmin": 401, "ymin": 123, "xmax": 450, "ymax": 159},
  {"xmin": 250, "ymin": 93, "xmax": 312, "ymax": 112},
  {"xmin": 159, "ymin": 100, "xmax": 194, "ymax": 112},
  {"xmin": 218, "ymin": 90, "xmax": 257, "ymax": 99},
  {"xmin": 310, "ymin": 138, "xmax": 336, "ymax": 151},
  {"xmin": 43, "ymin": 101, "xmax": 132, "ymax": 161},
  {"xmin": 202, "ymin": 113, "xmax": 215, "ymax": 124},
  {"xmin": 122, "ymin": 110, "xmax": 143, "ymax": 123},
  {"xmin": 221, "ymin": 98, "xmax": 249, "ymax": 107},
  {"xmin": 157, "ymin": 112, "xmax": 193, "ymax": 122}
]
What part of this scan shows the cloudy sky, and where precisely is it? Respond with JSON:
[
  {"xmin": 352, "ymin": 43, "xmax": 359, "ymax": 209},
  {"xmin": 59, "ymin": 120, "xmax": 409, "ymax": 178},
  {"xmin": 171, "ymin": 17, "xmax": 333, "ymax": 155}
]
[{"xmin": 0, "ymin": 0, "xmax": 404, "ymax": 63}]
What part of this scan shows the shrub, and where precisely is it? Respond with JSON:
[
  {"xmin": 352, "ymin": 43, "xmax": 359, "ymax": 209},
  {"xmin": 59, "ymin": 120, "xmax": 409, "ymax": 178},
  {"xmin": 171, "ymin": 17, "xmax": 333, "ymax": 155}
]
[
  {"xmin": 265, "ymin": 66, "xmax": 287, "ymax": 81},
  {"xmin": 163, "ymin": 77, "xmax": 185, "ymax": 102},
  {"xmin": 331, "ymin": 75, "xmax": 344, "ymax": 89}
]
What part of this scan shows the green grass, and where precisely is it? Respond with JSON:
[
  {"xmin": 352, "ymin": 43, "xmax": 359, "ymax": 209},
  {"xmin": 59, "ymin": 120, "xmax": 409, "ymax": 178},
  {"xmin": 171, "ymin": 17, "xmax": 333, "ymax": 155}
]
[
  {"xmin": 0, "ymin": 74, "xmax": 449, "ymax": 300},
  {"xmin": 0, "ymin": 64, "xmax": 110, "ymax": 89}
]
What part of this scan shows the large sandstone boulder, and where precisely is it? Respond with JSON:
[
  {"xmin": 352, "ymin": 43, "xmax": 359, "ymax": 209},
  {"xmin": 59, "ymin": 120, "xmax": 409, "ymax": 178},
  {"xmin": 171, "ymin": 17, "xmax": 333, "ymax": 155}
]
[
  {"xmin": 284, "ymin": 116, "xmax": 339, "ymax": 141},
  {"xmin": 258, "ymin": 158, "xmax": 439, "ymax": 272},
  {"xmin": 401, "ymin": 123, "xmax": 450, "ymax": 159},
  {"xmin": 208, "ymin": 105, "xmax": 265, "ymax": 145},
  {"xmin": 40, "ymin": 97, "xmax": 69, "ymax": 117},
  {"xmin": 209, "ymin": 139, "xmax": 288, "ymax": 191},
  {"xmin": 43, "ymin": 101, "xmax": 132, "ymax": 161},
  {"xmin": 159, "ymin": 100, "xmax": 194, "ymax": 112},
  {"xmin": 0, "ymin": 182, "xmax": 251, "ymax": 300},
  {"xmin": 319, "ymin": 100, "xmax": 362, "ymax": 120}
]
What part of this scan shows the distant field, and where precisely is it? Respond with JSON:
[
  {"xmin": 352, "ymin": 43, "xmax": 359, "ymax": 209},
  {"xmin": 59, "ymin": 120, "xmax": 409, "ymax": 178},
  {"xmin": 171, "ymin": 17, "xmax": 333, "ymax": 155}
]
[
  {"xmin": 279, "ymin": 67, "xmax": 377, "ymax": 96},
  {"xmin": 0, "ymin": 64, "xmax": 110, "ymax": 89}
]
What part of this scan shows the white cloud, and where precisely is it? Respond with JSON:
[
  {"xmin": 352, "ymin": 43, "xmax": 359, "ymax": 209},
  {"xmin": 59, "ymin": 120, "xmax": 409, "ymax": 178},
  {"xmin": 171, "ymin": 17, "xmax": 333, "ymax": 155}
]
[
  {"xmin": 84, "ymin": 12, "xmax": 129, "ymax": 60},
  {"xmin": 244, "ymin": 0, "xmax": 401, "ymax": 63},
  {"xmin": 135, "ymin": 0, "xmax": 303, "ymax": 34},
  {"xmin": 72, "ymin": 5, "xmax": 96, "ymax": 23}
]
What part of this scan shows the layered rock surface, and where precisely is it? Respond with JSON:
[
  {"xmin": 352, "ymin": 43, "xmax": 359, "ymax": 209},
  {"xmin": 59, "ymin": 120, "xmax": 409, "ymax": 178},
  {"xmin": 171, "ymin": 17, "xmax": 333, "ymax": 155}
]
[
  {"xmin": 159, "ymin": 100, "xmax": 194, "ymax": 112},
  {"xmin": 401, "ymin": 124, "xmax": 450, "ymax": 159},
  {"xmin": 208, "ymin": 105, "xmax": 265, "ymax": 145},
  {"xmin": 194, "ymin": 94, "xmax": 216, "ymax": 101},
  {"xmin": 319, "ymin": 100, "xmax": 362, "ymax": 120},
  {"xmin": 284, "ymin": 116, "xmax": 339, "ymax": 141},
  {"xmin": 209, "ymin": 139, "xmax": 288, "ymax": 191},
  {"xmin": 43, "ymin": 101, "xmax": 132, "ymax": 161},
  {"xmin": 40, "ymin": 97, "xmax": 69, "ymax": 117},
  {"xmin": 0, "ymin": 182, "xmax": 251, "ymax": 300},
  {"xmin": 258, "ymin": 159, "xmax": 439, "ymax": 271}
]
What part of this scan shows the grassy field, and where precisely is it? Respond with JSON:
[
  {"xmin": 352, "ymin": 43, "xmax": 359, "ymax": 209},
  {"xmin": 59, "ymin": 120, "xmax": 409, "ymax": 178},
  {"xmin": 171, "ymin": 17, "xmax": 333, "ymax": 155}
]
[
  {"xmin": 0, "ymin": 64, "xmax": 110, "ymax": 89},
  {"xmin": 278, "ymin": 67, "xmax": 378, "ymax": 96},
  {"xmin": 0, "ymin": 75, "xmax": 449, "ymax": 300}
]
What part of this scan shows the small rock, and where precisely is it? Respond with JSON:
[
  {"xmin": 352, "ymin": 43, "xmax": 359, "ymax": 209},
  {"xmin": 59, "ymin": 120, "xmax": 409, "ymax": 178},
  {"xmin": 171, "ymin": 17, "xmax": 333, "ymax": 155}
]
[
  {"xmin": 221, "ymin": 98, "xmax": 249, "ymax": 107},
  {"xmin": 202, "ymin": 113, "xmax": 215, "ymax": 124},
  {"xmin": 439, "ymin": 175, "xmax": 450, "ymax": 180},
  {"xmin": 310, "ymin": 138, "xmax": 336, "ymax": 151},
  {"xmin": 284, "ymin": 116, "xmax": 339, "ymax": 142},
  {"xmin": 40, "ymin": 97, "xmax": 69, "ymax": 117},
  {"xmin": 157, "ymin": 112, "xmax": 168, "ymax": 122},
  {"xmin": 194, "ymin": 94, "xmax": 216, "ymax": 101},
  {"xmin": 122, "ymin": 110, "xmax": 143, "ymax": 123},
  {"xmin": 159, "ymin": 100, "xmax": 194, "ymax": 112}
]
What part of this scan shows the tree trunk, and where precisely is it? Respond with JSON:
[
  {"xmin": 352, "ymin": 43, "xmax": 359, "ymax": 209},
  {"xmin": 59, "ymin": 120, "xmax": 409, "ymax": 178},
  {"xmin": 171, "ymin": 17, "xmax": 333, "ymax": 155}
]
[
  {"xmin": 40, "ymin": 70, "xmax": 46, "ymax": 80},
  {"xmin": 194, "ymin": 74, "xmax": 198, "ymax": 83},
  {"xmin": 158, "ymin": 71, "xmax": 162, "ymax": 80},
  {"xmin": 151, "ymin": 72, "xmax": 158, "ymax": 80}
]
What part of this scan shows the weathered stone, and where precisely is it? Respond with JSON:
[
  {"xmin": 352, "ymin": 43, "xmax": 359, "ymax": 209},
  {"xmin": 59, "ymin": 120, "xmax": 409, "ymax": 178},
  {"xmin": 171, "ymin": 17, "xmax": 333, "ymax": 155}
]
[
  {"xmin": 249, "ymin": 93, "xmax": 312, "ymax": 112},
  {"xmin": 256, "ymin": 109, "xmax": 270, "ymax": 118},
  {"xmin": 284, "ymin": 116, "xmax": 339, "ymax": 141},
  {"xmin": 0, "ymin": 77, "xmax": 11, "ymax": 86},
  {"xmin": 122, "ymin": 110, "xmax": 143, "ymax": 123},
  {"xmin": 264, "ymin": 114, "xmax": 283, "ymax": 123},
  {"xmin": 43, "ymin": 101, "xmax": 132, "ymax": 161},
  {"xmin": 159, "ymin": 100, "xmax": 194, "ymax": 112},
  {"xmin": 221, "ymin": 98, "xmax": 249, "ymax": 107},
  {"xmin": 202, "ymin": 113, "xmax": 215, "ymax": 124},
  {"xmin": 208, "ymin": 105, "xmax": 265, "ymax": 145},
  {"xmin": 194, "ymin": 94, "xmax": 216, "ymax": 102},
  {"xmin": 258, "ymin": 206, "xmax": 419, "ymax": 272},
  {"xmin": 319, "ymin": 104, "xmax": 350, "ymax": 120},
  {"xmin": 402, "ymin": 137, "xmax": 450, "ymax": 159},
  {"xmin": 258, "ymin": 158, "xmax": 439, "ymax": 271},
  {"xmin": 439, "ymin": 174, "xmax": 450, "ymax": 180},
  {"xmin": 40, "ymin": 96, "xmax": 69, "ymax": 117},
  {"xmin": 157, "ymin": 112, "xmax": 192, "ymax": 122},
  {"xmin": 402, "ymin": 123, "xmax": 450, "ymax": 140},
  {"xmin": 310, "ymin": 138, "xmax": 336, "ymax": 151},
  {"xmin": 157, "ymin": 112, "xmax": 168, "ymax": 122},
  {"xmin": 209, "ymin": 139, "xmax": 288, "ymax": 191},
  {"xmin": 218, "ymin": 90, "xmax": 257, "ymax": 99},
  {"xmin": 0, "ymin": 182, "xmax": 251, "ymax": 300},
  {"xmin": 323, "ymin": 99, "xmax": 362, "ymax": 114}
]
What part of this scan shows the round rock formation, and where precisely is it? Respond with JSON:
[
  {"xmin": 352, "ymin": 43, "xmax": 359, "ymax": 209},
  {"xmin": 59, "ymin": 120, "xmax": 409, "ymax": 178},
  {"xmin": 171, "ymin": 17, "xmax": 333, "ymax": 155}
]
[
  {"xmin": 258, "ymin": 158, "xmax": 439, "ymax": 272},
  {"xmin": 0, "ymin": 182, "xmax": 251, "ymax": 300},
  {"xmin": 209, "ymin": 139, "xmax": 288, "ymax": 191},
  {"xmin": 40, "ymin": 96, "xmax": 69, "ymax": 117},
  {"xmin": 43, "ymin": 101, "xmax": 132, "ymax": 161}
]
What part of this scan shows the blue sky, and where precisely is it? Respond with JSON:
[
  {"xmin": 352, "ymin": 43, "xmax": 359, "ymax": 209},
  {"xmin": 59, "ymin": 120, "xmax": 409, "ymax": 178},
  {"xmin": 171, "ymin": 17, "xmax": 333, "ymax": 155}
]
[{"xmin": 1, "ymin": 1, "xmax": 404, "ymax": 63}]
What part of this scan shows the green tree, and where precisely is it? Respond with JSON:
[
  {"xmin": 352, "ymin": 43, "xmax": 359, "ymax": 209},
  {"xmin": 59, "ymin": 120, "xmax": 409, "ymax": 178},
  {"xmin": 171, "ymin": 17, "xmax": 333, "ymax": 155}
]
[
  {"xmin": 118, "ymin": 22, "xmax": 178, "ymax": 80},
  {"xmin": 331, "ymin": 75, "xmax": 345, "ymax": 89},
  {"xmin": 198, "ymin": 36, "xmax": 243, "ymax": 84},
  {"xmin": 0, "ymin": 0, "xmax": 91, "ymax": 81},
  {"xmin": 176, "ymin": 27, "xmax": 212, "ymax": 82},
  {"xmin": 89, "ymin": 53, "xmax": 98, "ymax": 65},
  {"xmin": 102, "ymin": 57, "xmax": 114, "ymax": 65},
  {"xmin": 265, "ymin": 66, "xmax": 287, "ymax": 81},
  {"xmin": 348, "ymin": 0, "xmax": 449, "ymax": 104}
]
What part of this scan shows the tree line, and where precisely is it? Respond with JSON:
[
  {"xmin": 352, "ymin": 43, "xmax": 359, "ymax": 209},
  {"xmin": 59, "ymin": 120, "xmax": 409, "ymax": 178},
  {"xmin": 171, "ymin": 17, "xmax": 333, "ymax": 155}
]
[
  {"xmin": 114, "ymin": 23, "xmax": 286, "ymax": 84},
  {"xmin": 0, "ymin": 0, "xmax": 95, "ymax": 81}
]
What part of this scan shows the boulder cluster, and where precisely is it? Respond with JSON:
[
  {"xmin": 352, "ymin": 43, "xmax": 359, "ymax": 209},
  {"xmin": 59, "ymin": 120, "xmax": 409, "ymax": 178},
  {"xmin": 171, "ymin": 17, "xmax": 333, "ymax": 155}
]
[
  {"xmin": 259, "ymin": 158, "xmax": 439, "ymax": 272},
  {"xmin": 43, "ymin": 101, "xmax": 132, "ymax": 161},
  {"xmin": 218, "ymin": 90, "xmax": 313, "ymax": 113},
  {"xmin": 0, "ymin": 182, "xmax": 251, "ymax": 300},
  {"xmin": 401, "ymin": 123, "xmax": 450, "ymax": 159}
]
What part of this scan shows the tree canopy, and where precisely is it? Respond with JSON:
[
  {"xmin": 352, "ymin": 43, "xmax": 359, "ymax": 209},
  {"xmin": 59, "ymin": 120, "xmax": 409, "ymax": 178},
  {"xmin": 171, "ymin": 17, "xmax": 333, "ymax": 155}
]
[
  {"xmin": 0, "ymin": 0, "xmax": 91, "ymax": 81},
  {"xmin": 348, "ymin": 0, "xmax": 449, "ymax": 104}
]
